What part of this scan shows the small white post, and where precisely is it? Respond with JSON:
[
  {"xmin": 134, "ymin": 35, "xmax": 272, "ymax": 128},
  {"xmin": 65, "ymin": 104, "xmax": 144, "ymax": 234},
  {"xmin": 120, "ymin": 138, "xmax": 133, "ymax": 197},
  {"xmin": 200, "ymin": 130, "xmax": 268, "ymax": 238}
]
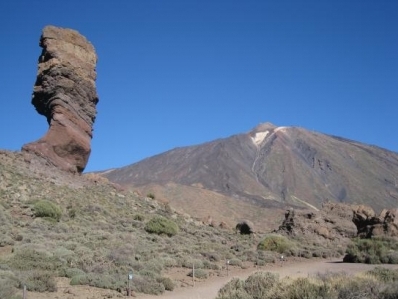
[{"xmin": 192, "ymin": 264, "xmax": 195, "ymax": 287}]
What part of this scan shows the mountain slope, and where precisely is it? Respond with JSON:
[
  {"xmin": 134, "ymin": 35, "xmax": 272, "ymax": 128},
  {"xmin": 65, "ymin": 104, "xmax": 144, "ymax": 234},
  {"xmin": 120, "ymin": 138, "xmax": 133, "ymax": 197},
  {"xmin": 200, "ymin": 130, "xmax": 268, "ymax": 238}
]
[{"xmin": 100, "ymin": 123, "xmax": 398, "ymax": 228}]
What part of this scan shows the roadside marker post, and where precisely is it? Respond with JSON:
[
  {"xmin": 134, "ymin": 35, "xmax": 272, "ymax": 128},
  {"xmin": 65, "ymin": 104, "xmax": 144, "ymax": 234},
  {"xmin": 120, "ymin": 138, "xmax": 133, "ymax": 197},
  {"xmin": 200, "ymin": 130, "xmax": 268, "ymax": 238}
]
[{"xmin": 127, "ymin": 271, "xmax": 133, "ymax": 296}]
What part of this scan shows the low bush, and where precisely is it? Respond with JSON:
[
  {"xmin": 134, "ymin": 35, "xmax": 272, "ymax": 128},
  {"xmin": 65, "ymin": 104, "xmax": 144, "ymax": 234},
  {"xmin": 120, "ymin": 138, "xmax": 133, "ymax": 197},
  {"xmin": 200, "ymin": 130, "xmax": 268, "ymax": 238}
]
[
  {"xmin": 70, "ymin": 273, "xmax": 125, "ymax": 290},
  {"xmin": 156, "ymin": 276, "xmax": 175, "ymax": 291},
  {"xmin": 217, "ymin": 278, "xmax": 251, "ymax": 299},
  {"xmin": 216, "ymin": 269, "xmax": 398, "ymax": 299},
  {"xmin": 281, "ymin": 277, "xmax": 321, "ymax": 299},
  {"xmin": 228, "ymin": 258, "xmax": 242, "ymax": 267},
  {"xmin": 18, "ymin": 270, "xmax": 57, "ymax": 292},
  {"xmin": 33, "ymin": 200, "xmax": 62, "ymax": 222},
  {"xmin": 366, "ymin": 267, "xmax": 398, "ymax": 282},
  {"xmin": 144, "ymin": 216, "xmax": 179, "ymax": 237},
  {"xmin": 181, "ymin": 258, "xmax": 204, "ymax": 269},
  {"xmin": 344, "ymin": 237, "xmax": 398, "ymax": 264},
  {"xmin": 244, "ymin": 272, "xmax": 279, "ymax": 298},
  {"xmin": 188, "ymin": 268, "xmax": 208, "ymax": 279},
  {"xmin": 9, "ymin": 249, "xmax": 64, "ymax": 272},
  {"xmin": 0, "ymin": 277, "xmax": 18, "ymax": 299},
  {"xmin": 257, "ymin": 234, "xmax": 294, "ymax": 254},
  {"xmin": 132, "ymin": 276, "xmax": 165, "ymax": 295}
]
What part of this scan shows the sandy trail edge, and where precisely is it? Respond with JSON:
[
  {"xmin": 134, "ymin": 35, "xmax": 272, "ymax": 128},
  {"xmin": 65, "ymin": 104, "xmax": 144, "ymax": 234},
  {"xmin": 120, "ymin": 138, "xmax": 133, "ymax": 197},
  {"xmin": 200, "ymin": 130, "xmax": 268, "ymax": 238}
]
[{"xmin": 138, "ymin": 259, "xmax": 398, "ymax": 299}]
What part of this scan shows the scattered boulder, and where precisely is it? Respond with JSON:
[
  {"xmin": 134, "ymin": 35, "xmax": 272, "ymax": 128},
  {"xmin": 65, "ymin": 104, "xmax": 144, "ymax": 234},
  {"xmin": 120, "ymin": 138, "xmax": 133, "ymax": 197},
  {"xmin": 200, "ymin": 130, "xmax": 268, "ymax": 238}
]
[
  {"xmin": 22, "ymin": 25, "xmax": 99, "ymax": 173},
  {"xmin": 236, "ymin": 220, "xmax": 255, "ymax": 235}
]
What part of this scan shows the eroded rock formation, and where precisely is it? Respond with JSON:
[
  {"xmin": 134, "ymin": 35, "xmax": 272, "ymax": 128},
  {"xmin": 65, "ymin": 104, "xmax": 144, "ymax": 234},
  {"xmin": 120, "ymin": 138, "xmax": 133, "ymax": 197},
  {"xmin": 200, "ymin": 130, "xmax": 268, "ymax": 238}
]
[
  {"xmin": 277, "ymin": 203, "xmax": 357, "ymax": 242},
  {"xmin": 22, "ymin": 25, "xmax": 98, "ymax": 173},
  {"xmin": 353, "ymin": 205, "xmax": 398, "ymax": 238},
  {"xmin": 277, "ymin": 202, "xmax": 398, "ymax": 243}
]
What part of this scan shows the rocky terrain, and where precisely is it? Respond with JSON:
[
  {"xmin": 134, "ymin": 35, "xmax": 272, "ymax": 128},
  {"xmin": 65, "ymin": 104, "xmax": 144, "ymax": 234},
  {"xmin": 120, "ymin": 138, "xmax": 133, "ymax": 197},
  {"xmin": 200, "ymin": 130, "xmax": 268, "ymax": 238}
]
[
  {"xmin": 277, "ymin": 202, "xmax": 398, "ymax": 245},
  {"xmin": 100, "ymin": 122, "xmax": 398, "ymax": 231},
  {"xmin": 22, "ymin": 25, "xmax": 99, "ymax": 174}
]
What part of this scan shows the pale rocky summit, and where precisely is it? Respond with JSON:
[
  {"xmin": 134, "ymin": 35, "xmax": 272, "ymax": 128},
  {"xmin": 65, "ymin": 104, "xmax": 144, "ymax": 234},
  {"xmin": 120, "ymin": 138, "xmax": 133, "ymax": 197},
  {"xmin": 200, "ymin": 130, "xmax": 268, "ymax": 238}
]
[{"xmin": 22, "ymin": 25, "xmax": 99, "ymax": 173}]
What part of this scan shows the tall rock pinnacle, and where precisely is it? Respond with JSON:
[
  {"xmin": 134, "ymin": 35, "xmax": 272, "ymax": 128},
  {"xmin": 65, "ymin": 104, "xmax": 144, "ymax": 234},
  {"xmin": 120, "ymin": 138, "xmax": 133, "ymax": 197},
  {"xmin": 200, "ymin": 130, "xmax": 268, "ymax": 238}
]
[{"xmin": 22, "ymin": 26, "xmax": 99, "ymax": 173}]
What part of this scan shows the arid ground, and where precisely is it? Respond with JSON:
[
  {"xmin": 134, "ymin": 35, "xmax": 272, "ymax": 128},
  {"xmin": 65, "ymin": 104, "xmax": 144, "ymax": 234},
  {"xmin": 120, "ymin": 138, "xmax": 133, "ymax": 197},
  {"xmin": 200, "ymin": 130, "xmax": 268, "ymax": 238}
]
[{"xmin": 23, "ymin": 258, "xmax": 398, "ymax": 299}]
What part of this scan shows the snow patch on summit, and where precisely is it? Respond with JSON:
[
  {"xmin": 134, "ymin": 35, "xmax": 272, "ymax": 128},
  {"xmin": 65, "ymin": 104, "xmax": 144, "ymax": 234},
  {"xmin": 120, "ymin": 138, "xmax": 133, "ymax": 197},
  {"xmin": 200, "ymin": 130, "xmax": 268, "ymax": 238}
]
[
  {"xmin": 251, "ymin": 131, "xmax": 269, "ymax": 146},
  {"xmin": 251, "ymin": 126, "xmax": 290, "ymax": 146}
]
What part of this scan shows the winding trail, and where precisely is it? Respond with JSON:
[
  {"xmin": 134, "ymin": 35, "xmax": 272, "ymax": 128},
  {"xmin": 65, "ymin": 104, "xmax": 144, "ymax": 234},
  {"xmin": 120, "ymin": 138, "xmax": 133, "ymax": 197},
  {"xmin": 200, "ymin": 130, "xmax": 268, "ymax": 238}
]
[{"xmin": 138, "ymin": 259, "xmax": 398, "ymax": 299}]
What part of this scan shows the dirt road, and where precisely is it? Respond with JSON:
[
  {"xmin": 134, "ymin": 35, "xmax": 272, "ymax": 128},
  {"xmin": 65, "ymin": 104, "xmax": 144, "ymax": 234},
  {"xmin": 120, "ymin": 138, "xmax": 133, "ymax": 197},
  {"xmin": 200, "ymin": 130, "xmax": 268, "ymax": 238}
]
[
  {"xmin": 23, "ymin": 259, "xmax": 398, "ymax": 299},
  {"xmin": 138, "ymin": 259, "xmax": 398, "ymax": 299}
]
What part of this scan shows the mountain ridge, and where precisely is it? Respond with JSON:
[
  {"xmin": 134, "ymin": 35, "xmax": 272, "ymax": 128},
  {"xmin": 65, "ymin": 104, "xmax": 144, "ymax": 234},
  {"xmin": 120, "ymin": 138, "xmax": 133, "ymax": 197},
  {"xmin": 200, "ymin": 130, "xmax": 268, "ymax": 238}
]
[{"xmin": 99, "ymin": 123, "xmax": 398, "ymax": 230}]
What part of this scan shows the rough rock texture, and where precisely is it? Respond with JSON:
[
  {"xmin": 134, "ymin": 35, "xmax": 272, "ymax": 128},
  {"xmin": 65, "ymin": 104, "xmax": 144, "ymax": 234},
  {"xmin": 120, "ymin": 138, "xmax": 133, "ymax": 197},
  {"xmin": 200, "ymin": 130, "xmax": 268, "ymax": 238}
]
[
  {"xmin": 353, "ymin": 206, "xmax": 398, "ymax": 238},
  {"xmin": 277, "ymin": 202, "xmax": 357, "ymax": 242},
  {"xmin": 22, "ymin": 25, "xmax": 98, "ymax": 173},
  {"xmin": 236, "ymin": 220, "xmax": 255, "ymax": 235},
  {"xmin": 277, "ymin": 202, "xmax": 398, "ymax": 243}
]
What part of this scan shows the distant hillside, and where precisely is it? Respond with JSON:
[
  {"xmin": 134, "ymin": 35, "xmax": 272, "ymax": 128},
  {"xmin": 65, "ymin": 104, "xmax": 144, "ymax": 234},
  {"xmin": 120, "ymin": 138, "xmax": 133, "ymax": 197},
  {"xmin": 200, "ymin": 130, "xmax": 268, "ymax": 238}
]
[{"xmin": 100, "ymin": 123, "xmax": 398, "ymax": 230}]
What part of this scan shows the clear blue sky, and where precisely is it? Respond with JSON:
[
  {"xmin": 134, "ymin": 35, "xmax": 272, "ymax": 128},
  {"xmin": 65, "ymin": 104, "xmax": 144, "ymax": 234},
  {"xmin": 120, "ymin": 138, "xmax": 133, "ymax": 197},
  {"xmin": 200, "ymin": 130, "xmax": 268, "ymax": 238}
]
[{"xmin": 1, "ymin": 0, "xmax": 397, "ymax": 172}]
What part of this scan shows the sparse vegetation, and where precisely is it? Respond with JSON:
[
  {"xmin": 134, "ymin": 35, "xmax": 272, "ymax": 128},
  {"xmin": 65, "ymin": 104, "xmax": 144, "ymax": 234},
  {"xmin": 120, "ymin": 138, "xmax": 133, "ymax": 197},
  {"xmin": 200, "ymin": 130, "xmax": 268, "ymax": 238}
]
[
  {"xmin": 144, "ymin": 216, "xmax": 179, "ymax": 237},
  {"xmin": 3, "ymin": 150, "xmax": 393, "ymax": 297},
  {"xmin": 188, "ymin": 268, "xmax": 208, "ymax": 279},
  {"xmin": 257, "ymin": 234, "xmax": 294, "ymax": 254},
  {"xmin": 344, "ymin": 237, "xmax": 398, "ymax": 264},
  {"xmin": 33, "ymin": 200, "xmax": 62, "ymax": 222},
  {"xmin": 0, "ymin": 151, "xmax": 267, "ymax": 296},
  {"xmin": 216, "ymin": 269, "xmax": 398, "ymax": 299},
  {"xmin": 147, "ymin": 193, "xmax": 155, "ymax": 199}
]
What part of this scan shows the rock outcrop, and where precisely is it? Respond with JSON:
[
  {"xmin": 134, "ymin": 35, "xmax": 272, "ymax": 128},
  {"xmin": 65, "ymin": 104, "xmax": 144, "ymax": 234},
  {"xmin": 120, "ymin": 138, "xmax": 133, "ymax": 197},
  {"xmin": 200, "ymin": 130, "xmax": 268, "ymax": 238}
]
[
  {"xmin": 353, "ymin": 205, "xmax": 398, "ymax": 238},
  {"xmin": 22, "ymin": 25, "xmax": 99, "ymax": 173},
  {"xmin": 277, "ymin": 202, "xmax": 398, "ymax": 244},
  {"xmin": 277, "ymin": 203, "xmax": 357, "ymax": 242}
]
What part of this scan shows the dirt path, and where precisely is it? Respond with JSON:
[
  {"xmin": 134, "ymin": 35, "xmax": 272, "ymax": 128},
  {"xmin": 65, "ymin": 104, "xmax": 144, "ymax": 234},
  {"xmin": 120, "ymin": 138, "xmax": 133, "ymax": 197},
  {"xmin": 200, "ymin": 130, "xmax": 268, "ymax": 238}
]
[
  {"xmin": 22, "ymin": 259, "xmax": 398, "ymax": 299},
  {"xmin": 137, "ymin": 259, "xmax": 398, "ymax": 299}
]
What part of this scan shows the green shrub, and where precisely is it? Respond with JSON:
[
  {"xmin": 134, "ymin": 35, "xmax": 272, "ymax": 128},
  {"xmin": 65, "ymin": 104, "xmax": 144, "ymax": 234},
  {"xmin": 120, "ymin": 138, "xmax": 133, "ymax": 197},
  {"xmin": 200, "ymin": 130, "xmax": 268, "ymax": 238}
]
[
  {"xmin": 147, "ymin": 193, "xmax": 155, "ymax": 200},
  {"xmin": 181, "ymin": 258, "xmax": 204, "ymax": 269},
  {"xmin": 215, "ymin": 270, "xmax": 398, "ymax": 299},
  {"xmin": 188, "ymin": 268, "xmax": 208, "ymax": 279},
  {"xmin": 145, "ymin": 216, "xmax": 179, "ymax": 237},
  {"xmin": 344, "ymin": 238, "xmax": 398, "ymax": 264},
  {"xmin": 217, "ymin": 278, "xmax": 251, "ymax": 299},
  {"xmin": 33, "ymin": 200, "xmax": 62, "ymax": 222},
  {"xmin": 70, "ymin": 273, "xmax": 125, "ymax": 290},
  {"xmin": 19, "ymin": 270, "xmax": 57, "ymax": 292},
  {"xmin": 64, "ymin": 268, "xmax": 86, "ymax": 278},
  {"xmin": 0, "ymin": 277, "xmax": 17, "ymax": 299},
  {"xmin": 336, "ymin": 277, "xmax": 380, "ymax": 299},
  {"xmin": 258, "ymin": 234, "xmax": 294, "ymax": 254},
  {"xmin": 244, "ymin": 272, "xmax": 279, "ymax": 299},
  {"xmin": 281, "ymin": 277, "xmax": 320, "ymax": 299},
  {"xmin": 366, "ymin": 267, "xmax": 398, "ymax": 283},
  {"xmin": 228, "ymin": 258, "xmax": 242, "ymax": 267},
  {"xmin": 156, "ymin": 276, "xmax": 175, "ymax": 291},
  {"xmin": 70, "ymin": 274, "xmax": 90, "ymax": 285},
  {"xmin": 161, "ymin": 257, "xmax": 177, "ymax": 268},
  {"xmin": 381, "ymin": 284, "xmax": 398, "ymax": 299},
  {"xmin": 9, "ymin": 249, "xmax": 64, "ymax": 271},
  {"xmin": 132, "ymin": 276, "xmax": 165, "ymax": 295},
  {"xmin": 133, "ymin": 214, "xmax": 145, "ymax": 221},
  {"xmin": 203, "ymin": 260, "xmax": 220, "ymax": 270}
]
